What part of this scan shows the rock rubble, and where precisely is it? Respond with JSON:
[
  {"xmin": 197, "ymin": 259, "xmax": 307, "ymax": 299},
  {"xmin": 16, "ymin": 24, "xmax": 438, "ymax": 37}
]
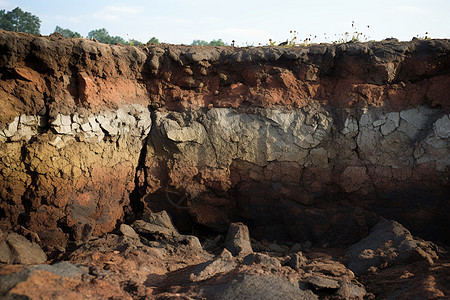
[{"xmin": 1, "ymin": 217, "xmax": 445, "ymax": 299}]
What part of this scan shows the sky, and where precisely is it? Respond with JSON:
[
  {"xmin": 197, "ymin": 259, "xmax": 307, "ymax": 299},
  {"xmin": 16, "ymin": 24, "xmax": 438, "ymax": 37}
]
[{"xmin": 1, "ymin": 0, "xmax": 449, "ymax": 46}]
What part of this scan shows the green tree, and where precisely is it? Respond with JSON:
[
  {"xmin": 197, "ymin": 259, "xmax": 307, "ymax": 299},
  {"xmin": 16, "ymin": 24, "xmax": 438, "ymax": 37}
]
[
  {"xmin": 87, "ymin": 28, "xmax": 126, "ymax": 45},
  {"xmin": 148, "ymin": 37, "xmax": 160, "ymax": 45},
  {"xmin": 87, "ymin": 28, "xmax": 108, "ymax": 42},
  {"xmin": 54, "ymin": 26, "xmax": 81, "ymax": 38},
  {"xmin": 191, "ymin": 39, "xmax": 227, "ymax": 46},
  {"xmin": 128, "ymin": 39, "xmax": 142, "ymax": 46},
  {"xmin": 109, "ymin": 35, "xmax": 127, "ymax": 44},
  {"xmin": 0, "ymin": 7, "xmax": 41, "ymax": 34},
  {"xmin": 191, "ymin": 39, "xmax": 209, "ymax": 46},
  {"xmin": 209, "ymin": 39, "xmax": 225, "ymax": 46}
]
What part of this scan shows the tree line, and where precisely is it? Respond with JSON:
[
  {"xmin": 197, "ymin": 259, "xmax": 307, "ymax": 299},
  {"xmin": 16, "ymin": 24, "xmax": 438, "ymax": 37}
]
[
  {"xmin": 0, "ymin": 7, "xmax": 226, "ymax": 46},
  {"xmin": 191, "ymin": 39, "xmax": 226, "ymax": 46}
]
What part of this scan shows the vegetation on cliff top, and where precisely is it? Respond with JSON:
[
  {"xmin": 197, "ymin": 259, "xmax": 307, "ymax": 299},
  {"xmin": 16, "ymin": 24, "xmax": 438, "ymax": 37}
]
[
  {"xmin": 0, "ymin": 7, "xmax": 41, "ymax": 35},
  {"xmin": 192, "ymin": 39, "xmax": 227, "ymax": 46},
  {"xmin": 0, "ymin": 7, "xmax": 226, "ymax": 46},
  {"xmin": 0, "ymin": 6, "xmax": 434, "ymax": 47}
]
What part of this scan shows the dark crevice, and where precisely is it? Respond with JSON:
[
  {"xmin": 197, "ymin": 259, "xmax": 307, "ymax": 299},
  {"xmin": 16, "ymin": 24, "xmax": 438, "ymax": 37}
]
[
  {"xmin": 0, "ymin": 67, "xmax": 26, "ymax": 80},
  {"xmin": 68, "ymin": 67, "xmax": 81, "ymax": 104},
  {"xmin": 126, "ymin": 109, "xmax": 154, "ymax": 223},
  {"xmin": 98, "ymin": 125, "xmax": 110, "ymax": 138},
  {"xmin": 40, "ymin": 92, "xmax": 52, "ymax": 133},
  {"xmin": 56, "ymin": 217, "xmax": 72, "ymax": 237}
]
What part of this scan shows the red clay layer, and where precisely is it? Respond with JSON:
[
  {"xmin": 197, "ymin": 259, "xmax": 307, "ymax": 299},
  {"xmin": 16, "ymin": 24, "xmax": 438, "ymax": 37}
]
[{"xmin": 1, "ymin": 29, "xmax": 449, "ymax": 128}]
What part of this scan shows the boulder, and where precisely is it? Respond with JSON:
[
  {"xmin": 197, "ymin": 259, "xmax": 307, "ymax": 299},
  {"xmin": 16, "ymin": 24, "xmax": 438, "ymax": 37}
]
[
  {"xmin": 28, "ymin": 261, "xmax": 87, "ymax": 278},
  {"xmin": 336, "ymin": 279, "xmax": 367, "ymax": 299},
  {"xmin": 305, "ymin": 275, "xmax": 340, "ymax": 290},
  {"xmin": 346, "ymin": 219, "xmax": 438, "ymax": 275},
  {"xmin": 119, "ymin": 224, "xmax": 139, "ymax": 239},
  {"xmin": 0, "ymin": 232, "xmax": 47, "ymax": 265},
  {"xmin": 176, "ymin": 235, "xmax": 203, "ymax": 252},
  {"xmin": 0, "ymin": 262, "xmax": 95, "ymax": 299},
  {"xmin": 132, "ymin": 220, "xmax": 178, "ymax": 239},
  {"xmin": 243, "ymin": 253, "xmax": 282, "ymax": 269},
  {"xmin": 225, "ymin": 222, "xmax": 253, "ymax": 257},
  {"xmin": 141, "ymin": 210, "xmax": 178, "ymax": 232},
  {"xmin": 288, "ymin": 252, "xmax": 308, "ymax": 270},
  {"xmin": 190, "ymin": 257, "xmax": 236, "ymax": 282},
  {"xmin": 201, "ymin": 273, "xmax": 318, "ymax": 300}
]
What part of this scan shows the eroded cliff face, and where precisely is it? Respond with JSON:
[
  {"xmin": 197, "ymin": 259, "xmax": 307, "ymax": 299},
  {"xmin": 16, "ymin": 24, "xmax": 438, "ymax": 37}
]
[{"xmin": 0, "ymin": 29, "xmax": 449, "ymax": 251}]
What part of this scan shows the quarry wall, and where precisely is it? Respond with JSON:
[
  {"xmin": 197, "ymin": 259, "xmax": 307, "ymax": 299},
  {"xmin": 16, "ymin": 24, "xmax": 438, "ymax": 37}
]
[{"xmin": 0, "ymin": 29, "xmax": 449, "ymax": 250}]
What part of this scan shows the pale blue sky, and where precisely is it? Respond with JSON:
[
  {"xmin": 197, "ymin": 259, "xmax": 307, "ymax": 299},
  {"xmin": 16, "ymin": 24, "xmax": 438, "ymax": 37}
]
[{"xmin": 2, "ymin": 0, "xmax": 449, "ymax": 45}]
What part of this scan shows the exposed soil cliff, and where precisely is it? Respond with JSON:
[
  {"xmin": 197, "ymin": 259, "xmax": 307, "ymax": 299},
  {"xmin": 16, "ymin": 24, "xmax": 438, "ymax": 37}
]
[{"xmin": 0, "ymin": 29, "xmax": 449, "ymax": 253}]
